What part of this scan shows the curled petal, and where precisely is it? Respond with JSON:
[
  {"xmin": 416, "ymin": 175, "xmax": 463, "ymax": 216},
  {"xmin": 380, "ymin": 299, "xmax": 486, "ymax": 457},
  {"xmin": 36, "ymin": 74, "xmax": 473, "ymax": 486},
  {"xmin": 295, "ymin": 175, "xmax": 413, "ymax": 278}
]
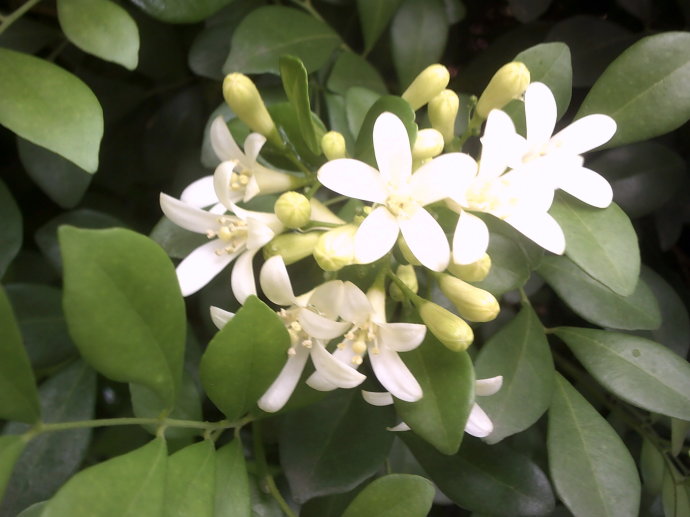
[
  {"xmin": 259, "ymin": 255, "xmax": 296, "ymax": 306},
  {"xmin": 318, "ymin": 159, "xmax": 388, "ymax": 203},
  {"xmin": 373, "ymin": 112, "xmax": 412, "ymax": 186},
  {"xmin": 231, "ymin": 249, "xmax": 258, "ymax": 304},
  {"xmin": 378, "ymin": 323, "xmax": 426, "ymax": 352},
  {"xmin": 176, "ymin": 240, "xmax": 240, "ymax": 296},
  {"xmin": 410, "ymin": 153, "xmax": 478, "ymax": 205},
  {"xmin": 160, "ymin": 193, "xmax": 224, "ymax": 234},
  {"xmin": 556, "ymin": 166, "xmax": 613, "ymax": 208},
  {"xmin": 552, "ymin": 114, "xmax": 617, "ymax": 155},
  {"xmin": 258, "ymin": 346, "xmax": 310, "ymax": 413},
  {"xmin": 504, "ymin": 211, "xmax": 566, "ymax": 255},
  {"xmin": 369, "ymin": 346, "xmax": 422, "ymax": 402},
  {"xmin": 210, "ymin": 116, "xmax": 243, "ymax": 162},
  {"xmin": 354, "ymin": 206, "xmax": 399, "ymax": 265},
  {"xmin": 213, "ymin": 161, "xmax": 240, "ymax": 210},
  {"xmin": 310, "ymin": 342, "xmax": 366, "ymax": 389},
  {"xmin": 299, "ymin": 310, "xmax": 351, "ymax": 340},
  {"xmin": 243, "ymin": 132, "xmax": 266, "ymax": 163},
  {"xmin": 305, "ymin": 345, "xmax": 359, "ymax": 392},
  {"xmin": 399, "ymin": 207, "xmax": 449, "ymax": 272},
  {"xmin": 180, "ymin": 176, "xmax": 218, "ymax": 208},
  {"xmin": 525, "ymin": 82, "xmax": 557, "ymax": 149},
  {"xmin": 452, "ymin": 210, "xmax": 490, "ymax": 265},
  {"xmin": 210, "ymin": 306, "xmax": 234, "ymax": 329},
  {"xmin": 475, "ymin": 376, "xmax": 503, "ymax": 396},
  {"xmin": 361, "ymin": 391, "xmax": 394, "ymax": 406},
  {"xmin": 464, "ymin": 403, "xmax": 494, "ymax": 438}
]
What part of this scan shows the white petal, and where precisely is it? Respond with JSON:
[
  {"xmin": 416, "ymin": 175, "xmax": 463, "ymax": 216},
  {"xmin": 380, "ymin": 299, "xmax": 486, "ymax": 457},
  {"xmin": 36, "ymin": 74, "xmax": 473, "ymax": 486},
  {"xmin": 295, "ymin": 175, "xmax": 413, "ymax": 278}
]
[
  {"xmin": 180, "ymin": 176, "xmax": 218, "ymax": 208},
  {"xmin": 160, "ymin": 193, "xmax": 222, "ymax": 234},
  {"xmin": 245, "ymin": 218, "xmax": 278, "ymax": 250},
  {"xmin": 475, "ymin": 376, "xmax": 503, "ymax": 396},
  {"xmin": 308, "ymin": 280, "xmax": 343, "ymax": 319},
  {"xmin": 210, "ymin": 116, "xmax": 243, "ymax": 162},
  {"xmin": 373, "ymin": 112, "xmax": 412, "ymax": 186},
  {"xmin": 298, "ymin": 310, "xmax": 351, "ymax": 340},
  {"xmin": 257, "ymin": 346, "xmax": 310, "ymax": 413},
  {"xmin": 369, "ymin": 346, "xmax": 422, "ymax": 402},
  {"xmin": 340, "ymin": 282, "xmax": 373, "ymax": 325},
  {"xmin": 230, "ymin": 202, "xmax": 284, "ymax": 233},
  {"xmin": 556, "ymin": 166, "xmax": 613, "ymax": 208},
  {"xmin": 243, "ymin": 132, "xmax": 266, "ymax": 163},
  {"xmin": 410, "ymin": 153, "xmax": 478, "ymax": 205},
  {"xmin": 452, "ymin": 210, "xmax": 490, "ymax": 265},
  {"xmin": 479, "ymin": 110, "xmax": 525, "ymax": 179},
  {"xmin": 309, "ymin": 198, "xmax": 345, "ymax": 225},
  {"xmin": 310, "ymin": 342, "xmax": 366, "ymax": 389},
  {"xmin": 176, "ymin": 240, "xmax": 239, "ymax": 296},
  {"xmin": 377, "ymin": 323, "xmax": 426, "ymax": 352},
  {"xmin": 361, "ymin": 391, "xmax": 394, "ymax": 406},
  {"xmin": 213, "ymin": 161, "xmax": 242, "ymax": 209},
  {"xmin": 259, "ymin": 255, "xmax": 297, "ymax": 306},
  {"xmin": 504, "ymin": 211, "xmax": 566, "ymax": 255},
  {"xmin": 552, "ymin": 114, "xmax": 617, "ymax": 155},
  {"xmin": 464, "ymin": 403, "xmax": 494, "ymax": 438},
  {"xmin": 525, "ymin": 82, "xmax": 557, "ymax": 148},
  {"xmin": 318, "ymin": 159, "xmax": 388, "ymax": 203},
  {"xmin": 398, "ymin": 207, "xmax": 449, "ymax": 272},
  {"xmin": 305, "ymin": 370, "xmax": 338, "ymax": 391},
  {"xmin": 231, "ymin": 249, "xmax": 258, "ymax": 304},
  {"xmin": 354, "ymin": 206, "xmax": 399, "ymax": 265},
  {"xmin": 243, "ymin": 175, "xmax": 260, "ymax": 203},
  {"xmin": 387, "ymin": 422, "xmax": 412, "ymax": 432},
  {"xmin": 209, "ymin": 306, "xmax": 235, "ymax": 329}
]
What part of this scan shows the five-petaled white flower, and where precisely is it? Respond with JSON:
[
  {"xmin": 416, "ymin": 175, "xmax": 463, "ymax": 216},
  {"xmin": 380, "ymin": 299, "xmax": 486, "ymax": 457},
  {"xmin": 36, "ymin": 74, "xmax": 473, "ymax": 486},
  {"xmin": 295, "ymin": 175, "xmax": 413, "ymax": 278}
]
[{"xmin": 318, "ymin": 112, "xmax": 476, "ymax": 272}]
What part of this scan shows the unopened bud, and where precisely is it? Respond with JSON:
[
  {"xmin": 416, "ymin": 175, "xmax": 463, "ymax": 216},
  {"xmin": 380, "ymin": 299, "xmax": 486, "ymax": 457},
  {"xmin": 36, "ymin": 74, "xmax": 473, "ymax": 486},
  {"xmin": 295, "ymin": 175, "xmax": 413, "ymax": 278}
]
[
  {"xmin": 264, "ymin": 232, "xmax": 321, "ymax": 265},
  {"xmin": 321, "ymin": 131, "xmax": 347, "ymax": 160},
  {"xmin": 274, "ymin": 191, "xmax": 311, "ymax": 229},
  {"xmin": 419, "ymin": 302, "xmax": 474, "ymax": 351},
  {"xmin": 475, "ymin": 62, "xmax": 530, "ymax": 119},
  {"xmin": 389, "ymin": 264, "xmax": 418, "ymax": 302},
  {"xmin": 402, "ymin": 64, "xmax": 450, "ymax": 111},
  {"xmin": 313, "ymin": 224, "xmax": 357, "ymax": 271},
  {"xmin": 411, "ymin": 129, "xmax": 445, "ymax": 160},
  {"xmin": 448, "ymin": 253, "xmax": 492, "ymax": 282},
  {"xmin": 428, "ymin": 89, "xmax": 460, "ymax": 144},
  {"xmin": 437, "ymin": 273, "xmax": 499, "ymax": 322},
  {"xmin": 222, "ymin": 73, "xmax": 279, "ymax": 143}
]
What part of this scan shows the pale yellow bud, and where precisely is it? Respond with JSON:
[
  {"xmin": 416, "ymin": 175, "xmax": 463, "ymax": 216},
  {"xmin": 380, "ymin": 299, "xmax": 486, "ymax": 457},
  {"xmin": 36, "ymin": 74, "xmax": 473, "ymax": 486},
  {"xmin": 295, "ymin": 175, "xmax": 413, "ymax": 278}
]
[
  {"xmin": 264, "ymin": 232, "xmax": 321, "ymax": 265},
  {"xmin": 222, "ymin": 73, "xmax": 279, "ymax": 143},
  {"xmin": 428, "ymin": 89, "xmax": 460, "ymax": 144},
  {"xmin": 448, "ymin": 253, "xmax": 492, "ymax": 282},
  {"xmin": 438, "ymin": 273, "xmax": 499, "ymax": 322},
  {"xmin": 475, "ymin": 62, "xmax": 530, "ymax": 119},
  {"xmin": 419, "ymin": 302, "xmax": 474, "ymax": 351},
  {"xmin": 402, "ymin": 64, "xmax": 450, "ymax": 111},
  {"xmin": 321, "ymin": 131, "xmax": 347, "ymax": 160},
  {"xmin": 411, "ymin": 129, "xmax": 445, "ymax": 160},
  {"xmin": 313, "ymin": 224, "xmax": 357, "ymax": 271},
  {"xmin": 274, "ymin": 191, "xmax": 311, "ymax": 229},
  {"xmin": 389, "ymin": 264, "xmax": 418, "ymax": 302}
]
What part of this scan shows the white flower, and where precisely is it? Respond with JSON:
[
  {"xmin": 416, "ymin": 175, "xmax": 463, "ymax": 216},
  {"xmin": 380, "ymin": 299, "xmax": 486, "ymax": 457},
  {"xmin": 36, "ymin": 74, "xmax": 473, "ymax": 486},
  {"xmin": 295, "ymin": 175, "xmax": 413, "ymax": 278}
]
[
  {"xmin": 307, "ymin": 281, "xmax": 425, "ymax": 402},
  {"xmin": 317, "ymin": 112, "xmax": 476, "ymax": 272}
]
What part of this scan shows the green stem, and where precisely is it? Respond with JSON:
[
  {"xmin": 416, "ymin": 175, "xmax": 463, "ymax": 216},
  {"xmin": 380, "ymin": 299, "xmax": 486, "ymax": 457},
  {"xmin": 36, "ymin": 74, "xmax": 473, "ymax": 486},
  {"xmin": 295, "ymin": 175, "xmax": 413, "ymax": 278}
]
[
  {"xmin": 0, "ymin": 0, "xmax": 43, "ymax": 35},
  {"xmin": 253, "ymin": 422, "xmax": 298, "ymax": 517}
]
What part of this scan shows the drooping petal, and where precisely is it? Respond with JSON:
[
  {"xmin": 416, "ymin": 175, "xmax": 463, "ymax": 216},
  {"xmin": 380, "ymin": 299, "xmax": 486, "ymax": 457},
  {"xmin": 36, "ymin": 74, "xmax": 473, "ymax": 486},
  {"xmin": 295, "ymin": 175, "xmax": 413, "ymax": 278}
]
[
  {"xmin": 245, "ymin": 217, "xmax": 278, "ymax": 250},
  {"xmin": 361, "ymin": 391, "xmax": 394, "ymax": 406},
  {"xmin": 308, "ymin": 280, "xmax": 343, "ymax": 319},
  {"xmin": 551, "ymin": 114, "xmax": 617, "ymax": 155},
  {"xmin": 340, "ymin": 282, "xmax": 373, "ymax": 324},
  {"xmin": 373, "ymin": 112, "xmax": 412, "ymax": 186},
  {"xmin": 210, "ymin": 116, "xmax": 243, "ymax": 162},
  {"xmin": 479, "ymin": 110, "xmax": 526, "ymax": 179},
  {"xmin": 310, "ymin": 341, "xmax": 366, "ymax": 388},
  {"xmin": 556, "ymin": 166, "xmax": 613, "ymax": 208},
  {"xmin": 377, "ymin": 323, "xmax": 426, "ymax": 352},
  {"xmin": 306, "ymin": 345, "xmax": 358, "ymax": 391},
  {"xmin": 464, "ymin": 403, "xmax": 494, "ymax": 438},
  {"xmin": 410, "ymin": 153, "xmax": 477, "ymax": 205},
  {"xmin": 180, "ymin": 176, "xmax": 218, "ymax": 208},
  {"xmin": 318, "ymin": 159, "xmax": 388, "ymax": 203},
  {"xmin": 231, "ymin": 249, "xmax": 258, "ymax": 304},
  {"xmin": 399, "ymin": 207, "xmax": 450, "ymax": 272},
  {"xmin": 243, "ymin": 132, "xmax": 267, "ymax": 164},
  {"xmin": 354, "ymin": 206, "xmax": 399, "ymax": 265},
  {"xmin": 452, "ymin": 210, "xmax": 490, "ymax": 265},
  {"xmin": 475, "ymin": 376, "xmax": 503, "ymax": 396},
  {"xmin": 160, "ymin": 193, "xmax": 224, "ymax": 234},
  {"xmin": 259, "ymin": 255, "xmax": 297, "ymax": 306},
  {"xmin": 213, "ymin": 160, "xmax": 241, "ymax": 209},
  {"xmin": 504, "ymin": 211, "xmax": 566, "ymax": 255},
  {"xmin": 299, "ymin": 310, "xmax": 351, "ymax": 340},
  {"xmin": 176, "ymin": 240, "xmax": 240, "ymax": 296},
  {"xmin": 369, "ymin": 346, "xmax": 423, "ymax": 402},
  {"xmin": 525, "ymin": 82, "xmax": 557, "ymax": 149},
  {"xmin": 257, "ymin": 346, "xmax": 310, "ymax": 413},
  {"xmin": 209, "ymin": 306, "xmax": 234, "ymax": 329}
]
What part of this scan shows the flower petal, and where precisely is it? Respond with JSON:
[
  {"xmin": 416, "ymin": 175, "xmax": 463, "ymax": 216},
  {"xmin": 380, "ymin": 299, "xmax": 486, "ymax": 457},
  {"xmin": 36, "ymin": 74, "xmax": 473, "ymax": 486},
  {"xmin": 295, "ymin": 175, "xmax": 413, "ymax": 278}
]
[
  {"xmin": 243, "ymin": 175, "xmax": 260, "ymax": 203},
  {"xmin": 246, "ymin": 217, "xmax": 278, "ymax": 250},
  {"xmin": 525, "ymin": 82, "xmax": 557, "ymax": 149},
  {"xmin": 464, "ymin": 403, "xmax": 494, "ymax": 438},
  {"xmin": 299, "ymin": 310, "xmax": 351, "ymax": 340},
  {"xmin": 258, "ymin": 346, "xmax": 310, "ymax": 413},
  {"xmin": 369, "ymin": 346, "xmax": 422, "ymax": 402},
  {"xmin": 387, "ymin": 422, "xmax": 412, "ymax": 432},
  {"xmin": 318, "ymin": 159, "xmax": 388, "ymax": 203},
  {"xmin": 354, "ymin": 206, "xmax": 399, "ymax": 265},
  {"xmin": 552, "ymin": 114, "xmax": 617, "ymax": 155},
  {"xmin": 361, "ymin": 391, "xmax": 394, "ymax": 406},
  {"xmin": 176, "ymin": 240, "xmax": 239, "ymax": 296},
  {"xmin": 160, "ymin": 193, "xmax": 223, "ymax": 234},
  {"xmin": 210, "ymin": 116, "xmax": 243, "ymax": 162},
  {"xmin": 259, "ymin": 255, "xmax": 297, "ymax": 306},
  {"xmin": 480, "ymin": 110, "xmax": 526, "ymax": 179},
  {"xmin": 377, "ymin": 323, "xmax": 426, "ymax": 352},
  {"xmin": 181, "ymin": 176, "xmax": 218, "ymax": 208},
  {"xmin": 209, "ymin": 306, "xmax": 234, "ymax": 329},
  {"xmin": 340, "ymin": 282, "xmax": 373, "ymax": 324},
  {"xmin": 231, "ymin": 249, "xmax": 258, "ymax": 304},
  {"xmin": 556, "ymin": 166, "xmax": 613, "ymax": 208},
  {"xmin": 410, "ymin": 153, "xmax": 478, "ymax": 205},
  {"xmin": 399, "ymin": 207, "xmax": 449, "ymax": 271},
  {"xmin": 305, "ymin": 370, "xmax": 338, "ymax": 391},
  {"xmin": 230, "ymin": 202, "xmax": 284, "ymax": 233},
  {"xmin": 452, "ymin": 210, "xmax": 490, "ymax": 265},
  {"xmin": 373, "ymin": 112, "xmax": 412, "ymax": 186},
  {"xmin": 308, "ymin": 280, "xmax": 343, "ymax": 319},
  {"xmin": 213, "ymin": 160, "xmax": 241, "ymax": 209},
  {"xmin": 504, "ymin": 211, "xmax": 565, "ymax": 255},
  {"xmin": 243, "ymin": 132, "xmax": 266, "ymax": 163},
  {"xmin": 475, "ymin": 376, "xmax": 503, "ymax": 396},
  {"xmin": 310, "ymin": 341, "xmax": 366, "ymax": 388}
]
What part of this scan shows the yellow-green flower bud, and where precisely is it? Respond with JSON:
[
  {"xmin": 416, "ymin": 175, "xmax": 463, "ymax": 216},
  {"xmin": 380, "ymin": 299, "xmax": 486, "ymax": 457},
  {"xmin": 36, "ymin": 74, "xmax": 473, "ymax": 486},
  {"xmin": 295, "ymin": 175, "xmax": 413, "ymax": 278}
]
[
  {"xmin": 448, "ymin": 253, "xmax": 492, "ymax": 282},
  {"xmin": 428, "ymin": 89, "xmax": 460, "ymax": 144},
  {"xmin": 419, "ymin": 302, "xmax": 474, "ymax": 351},
  {"xmin": 321, "ymin": 131, "xmax": 347, "ymax": 160},
  {"xmin": 222, "ymin": 73, "xmax": 279, "ymax": 143},
  {"xmin": 263, "ymin": 232, "xmax": 321, "ymax": 265},
  {"xmin": 274, "ymin": 191, "xmax": 311, "ymax": 229},
  {"xmin": 412, "ymin": 128, "xmax": 445, "ymax": 160},
  {"xmin": 402, "ymin": 64, "xmax": 450, "ymax": 111},
  {"xmin": 389, "ymin": 264, "xmax": 418, "ymax": 302},
  {"xmin": 313, "ymin": 224, "xmax": 357, "ymax": 271},
  {"xmin": 475, "ymin": 62, "xmax": 530, "ymax": 119},
  {"xmin": 437, "ymin": 273, "xmax": 499, "ymax": 322}
]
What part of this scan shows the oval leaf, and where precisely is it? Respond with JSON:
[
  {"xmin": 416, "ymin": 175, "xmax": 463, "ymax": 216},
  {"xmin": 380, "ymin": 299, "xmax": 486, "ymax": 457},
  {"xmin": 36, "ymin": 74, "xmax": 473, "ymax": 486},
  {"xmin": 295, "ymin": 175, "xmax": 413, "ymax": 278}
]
[
  {"xmin": 341, "ymin": 474, "xmax": 434, "ymax": 517},
  {"xmin": 0, "ymin": 48, "xmax": 103, "ymax": 172},
  {"xmin": 130, "ymin": 0, "xmax": 235, "ymax": 23},
  {"xmin": 327, "ymin": 51, "xmax": 388, "ymax": 96},
  {"xmin": 548, "ymin": 374, "xmax": 641, "ymax": 517},
  {"xmin": 0, "ymin": 436, "xmax": 27, "ymax": 503},
  {"xmin": 357, "ymin": 0, "xmax": 403, "ymax": 54},
  {"xmin": 280, "ymin": 55, "xmax": 320, "ymax": 155},
  {"xmin": 0, "ymin": 178, "xmax": 22, "ymax": 277},
  {"xmin": 165, "ymin": 441, "xmax": 216, "ymax": 517},
  {"xmin": 214, "ymin": 440, "xmax": 250, "ymax": 517}
]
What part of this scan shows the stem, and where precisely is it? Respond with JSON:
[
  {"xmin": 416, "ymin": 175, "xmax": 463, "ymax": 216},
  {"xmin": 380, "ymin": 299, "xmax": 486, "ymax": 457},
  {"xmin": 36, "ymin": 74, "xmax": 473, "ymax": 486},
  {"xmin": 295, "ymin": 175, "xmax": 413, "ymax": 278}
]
[
  {"xmin": 253, "ymin": 421, "xmax": 298, "ymax": 517},
  {"xmin": 0, "ymin": 0, "xmax": 43, "ymax": 35}
]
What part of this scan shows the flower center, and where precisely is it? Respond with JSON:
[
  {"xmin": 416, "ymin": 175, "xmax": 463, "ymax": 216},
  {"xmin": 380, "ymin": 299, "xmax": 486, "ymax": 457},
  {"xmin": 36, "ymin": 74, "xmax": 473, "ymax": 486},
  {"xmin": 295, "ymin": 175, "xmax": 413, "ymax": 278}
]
[
  {"xmin": 337, "ymin": 319, "xmax": 379, "ymax": 365},
  {"xmin": 385, "ymin": 193, "xmax": 418, "ymax": 219},
  {"xmin": 464, "ymin": 178, "xmax": 518, "ymax": 218},
  {"xmin": 278, "ymin": 308, "xmax": 313, "ymax": 356},
  {"xmin": 229, "ymin": 162, "xmax": 253, "ymax": 192},
  {"xmin": 207, "ymin": 216, "xmax": 248, "ymax": 255}
]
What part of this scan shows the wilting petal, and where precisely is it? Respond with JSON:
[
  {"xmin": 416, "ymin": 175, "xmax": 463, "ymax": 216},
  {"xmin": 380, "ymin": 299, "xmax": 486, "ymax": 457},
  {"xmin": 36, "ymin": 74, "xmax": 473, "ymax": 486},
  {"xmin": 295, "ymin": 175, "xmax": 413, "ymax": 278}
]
[
  {"xmin": 410, "ymin": 153, "xmax": 477, "ymax": 205},
  {"xmin": 180, "ymin": 176, "xmax": 218, "ymax": 208},
  {"xmin": 525, "ymin": 82, "xmax": 557, "ymax": 148},
  {"xmin": 373, "ymin": 112, "xmax": 412, "ymax": 186},
  {"xmin": 258, "ymin": 346, "xmax": 310, "ymax": 413},
  {"xmin": 480, "ymin": 110, "xmax": 525, "ymax": 179},
  {"xmin": 176, "ymin": 240, "xmax": 240, "ymax": 296},
  {"xmin": 160, "ymin": 193, "xmax": 223, "ymax": 234},
  {"xmin": 299, "ymin": 310, "xmax": 350, "ymax": 340},
  {"xmin": 452, "ymin": 210, "xmax": 490, "ymax": 265},
  {"xmin": 209, "ymin": 306, "xmax": 234, "ymax": 329},
  {"xmin": 310, "ymin": 342, "xmax": 366, "ymax": 389},
  {"xmin": 557, "ymin": 166, "xmax": 613, "ymax": 208},
  {"xmin": 464, "ymin": 403, "xmax": 494, "ymax": 438},
  {"xmin": 210, "ymin": 116, "xmax": 243, "ymax": 162},
  {"xmin": 231, "ymin": 249, "xmax": 258, "ymax": 304},
  {"xmin": 308, "ymin": 280, "xmax": 343, "ymax": 319},
  {"xmin": 475, "ymin": 376, "xmax": 503, "ymax": 396},
  {"xmin": 399, "ymin": 207, "xmax": 449, "ymax": 272},
  {"xmin": 259, "ymin": 255, "xmax": 296, "ymax": 306},
  {"xmin": 378, "ymin": 323, "xmax": 426, "ymax": 352},
  {"xmin": 387, "ymin": 422, "xmax": 412, "ymax": 432},
  {"xmin": 552, "ymin": 114, "xmax": 616, "ymax": 155},
  {"xmin": 318, "ymin": 159, "xmax": 388, "ymax": 203},
  {"xmin": 354, "ymin": 206, "xmax": 399, "ymax": 265},
  {"xmin": 243, "ymin": 132, "xmax": 266, "ymax": 164},
  {"xmin": 340, "ymin": 282, "xmax": 373, "ymax": 324},
  {"xmin": 369, "ymin": 346, "xmax": 422, "ymax": 402},
  {"xmin": 505, "ymin": 211, "xmax": 566, "ymax": 255},
  {"xmin": 361, "ymin": 391, "xmax": 394, "ymax": 406}
]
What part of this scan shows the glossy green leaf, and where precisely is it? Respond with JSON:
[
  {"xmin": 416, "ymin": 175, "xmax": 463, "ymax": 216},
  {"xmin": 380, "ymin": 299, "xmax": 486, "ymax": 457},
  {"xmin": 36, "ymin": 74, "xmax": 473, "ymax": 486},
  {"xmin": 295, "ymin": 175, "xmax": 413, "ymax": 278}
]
[
  {"xmin": 266, "ymin": 102, "xmax": 326, "ymax": 170},
  {"xmin": 0, "ymin": 436, "xmax": 27, "ymax": 502},
  {"xmin": 280, "ymin": 55, "xmax": 320, "ymax": 155},
  {"xmin": 509, "ymin": 0, "xmax": 552, "ymax": 22},
  {"xmin": 0, "ymin": 48, "xmax": 103, "ymax": 172},
  {"xmin": 16, "ymin": 501, "xmax": 46, "ymax": 517},
  {"xmin": 280, "ymin": 389, "xmax": 395, "ymax": 503},
  {"xmin": 577, "ymin": 32, "xmax": 690, "ymax": 148},
  {"xmin": 391, "ymin": 0, "xmax": 448, "ymax": 87},
  {"xmin": 537, "ymin": 255, "xmax": 660, "ymax": 331},
  {"xmin": 0, "ymin": 287, "xmax": 40, "ymax": 424},
  {"xmin": 200, "ymin": 296, "xmax": 289, "ymax": 420},
  {"xmin": 60, "ymin": 227, "xmax": 185, "ymax": 407},
  {"xmin": 475, "ymin": 305, "xmax": 554, "ymax": 444},
  {"xmin": 214, "ymin": 440, "xmax": 250, "ymax": 517},
  {"xmin": 548, "ymin": 374, "xmax": 641, "ymax": 517},
  {"xmin": 394, "ymin": 335, "xmax": 474, "ymax": 455},
  {"xmin": 327, "ymin": 51, "xmax": 387, "ymax": 96},
  {"xmin": 404, "ymin": 434, "xmax": 555, "ymax": 516},
  {"xmin": 357, "ymin": 0, "xmax": 403, "ymax": 53},
  {"xmin": 223, "ymin": 6, "xmax": 341, "ymax": 74},
  {"xmin": 555, "ymin": 328, "xmax": 690, "ymax": 420},
  {"xmin": 550, "ymin": 196, "xmax": 639, "ymax": 296},
  {"xmin": 150, "ymin": 217, "xmax": 208, "ymax": 261},
  {"xmin": 41, "ymin": 439, "xmax": 167, "ymax": 517},
  {"xmin": 341, "ymin": 474, "xmax": 434, "ymax": 517},
  {"xmin": 130, "ymin": 0, "xmax": 235, "ymax": 23},
  {"xmin": 473, "ymin": 233, "xmax": 531, "ymax": 296},
  {"xmin": 345, "ymin": 87, "xmax": 381, "ymax": 139},
  {"xmin": 0, "ymin": 178, "xmax": 22, "ymax": 277},
  {"xmin": 165, "ymin": 441, "xmax": 215, "ymax": 517},
  {"xmin": 57, "ymin": 0, "xmax": 139, "ymax": 69}
]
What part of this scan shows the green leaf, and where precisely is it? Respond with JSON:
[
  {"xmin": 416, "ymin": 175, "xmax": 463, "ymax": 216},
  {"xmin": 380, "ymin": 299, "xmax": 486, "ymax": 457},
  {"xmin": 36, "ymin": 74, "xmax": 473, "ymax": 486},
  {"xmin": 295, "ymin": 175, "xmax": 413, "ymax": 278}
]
[
  {"xmin": 41, "ymin": 439, "xmax": 167, "ymax": 517},
  {"xmin": 356, "ymin": 0, "xmax": 403, "ymax": 54},
  {"xmin": 57, "ymin": 0, "xmax": 139, "ymax": 70},
  {"xmin": 0, "ymin": 436, "xmax": 27, "ymax": 502},
  {"xmin": 547, "ymin": 374, "xmax": 641, "ymax": 517},
  {"xmin": 0, "ymin": 178, "xmax": 22, "ymax": 278},
  {"xmin": 16, "ymin": 501, "xmax": 46, "ymax": 517},
  {"xmin": 165, "ymin": 441, "xmax": 215, "ymax": 517},
  {"xmin": 550, "ymin": 196, "xmax": 639, "ymax": 296},
  {"xmin": 60, "ymin": 227, "xmax": 185, "ymax": 407},
  {"xmin": 130, "ymin": 0, "xmax": 235, "ymax": 23},
  {"xmin": 671, "ymin": 418, "xmax": 690, "ymax": 457},
  {"xmin": 537, "ymin": 255, "xmax": 660, "ymax": 331},
  {"xmin": 640, "ymin": 438, "xmax": 664, "ymax": 495},
  {"xmin": 0, "ymin": 286, "xmax": 40, "ymax": 424},
  {"xmin": 280, "ymin": 55, "xmax": 320, "ymax": 155},
  {"xmin": 345, "ymin": 87, "xmax": 381, "ymax": 139},
  {"xmin": 577, "ymin": 32, "xmax": 690, "ymax": 148},
  {"xmin": 662, "ymin": 471, "xmax": 690, "ymax": 517},
  {"xmin": 391, "ymin": 0, "xmax": 448, "ymax": 87},
  {"xmin": 473, "ymin": 233, "xmax": 531, "ymax": 296},
  {"xmin": 0, "ymin": 48, "xmax": 103, "ymax": 172},
  {"xmin": 223, "ymin": 6, "xmax": 341, "ymax": 75},
  {"xmin": 509, "ymin": 0, "xmax": 552, "ymax": 23},
  {"xmin": 150, "ymin": 217, "xmax": 208, "ymax": 261},
  {"xmin": 403, "ymin": 434, "xmax": 555, "ymax": 516},
  {"xmin": 214, "ymin": 440, "xmax": 250, "ymax": 517},
  {"xmin": 265, "ymin": 102, "xmax": 326, "ymax": 170},
  {"xmin": 341, "ymin": 474, "xmax": 434, "ymax": 517},
  {"xmin": 327, "ymin": 51, "xmax": 388, "ymax": 96},
  {"xmin": 200, "ymin": 296, "xmax": 289, "ymax": 420},
  {"xmin": 394, "ymin": 336, "xmax": 474, "ymax": 455},
  {"xmin": 280, "ymin": 389, "xmax": 395, "ymax": 503},
  {"xmin": 475, "ymin": 305, "xmax": 555, "ymax": 444},
  {"xmin": 555, "ymin": 328, "xmax": 690, "ymax": 420}
]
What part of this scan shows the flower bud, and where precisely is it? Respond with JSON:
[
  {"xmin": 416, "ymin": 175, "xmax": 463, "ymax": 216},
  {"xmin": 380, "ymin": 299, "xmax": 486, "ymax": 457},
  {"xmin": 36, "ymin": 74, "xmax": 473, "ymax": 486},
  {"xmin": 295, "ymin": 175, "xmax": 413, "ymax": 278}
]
[
  {"xmin": 411, "ymin": 128, "xmax": 445, "ymax": 160},
  {"xmin": 274, "ymin": 191, "xmax": 311, "ymax": 229},
  {"xmin": 419, "ymin": 302, "xmax": 474, "ymax": 351},
  {"xmin": 222, "ymin": 73, "xmax": 279, "ymax": 143},
  {"xmin": 313, "ymin": 224, "xmax": 357, "ymax": 271},
  {"xmin": 402, "ymin": 64, "xmax": 450, "ymax": 111},
  {"xmin": 389, "ymin": 264, "xmax": 418, "ymax": 302},
  {"xmin": 321, "ymin": 131, "xmax": 347, "ymax": 160},
  {"xmin": 437, "ymin": 273, "xmax": 499, "ymax": 322},
  {"xmin": 448, "ymin": 253, "xmax": 492, "ymax": 282},
  {"xmin": 428, "ymin": 89, "xmax": 460, "ymax": 144},
  {"xmin": 264, "ymin": 232, "xmax": 321, "ymax": 265},
  {"xmin": 475, "ymin": 62, "xmax": 530, "ymax": 119}
]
